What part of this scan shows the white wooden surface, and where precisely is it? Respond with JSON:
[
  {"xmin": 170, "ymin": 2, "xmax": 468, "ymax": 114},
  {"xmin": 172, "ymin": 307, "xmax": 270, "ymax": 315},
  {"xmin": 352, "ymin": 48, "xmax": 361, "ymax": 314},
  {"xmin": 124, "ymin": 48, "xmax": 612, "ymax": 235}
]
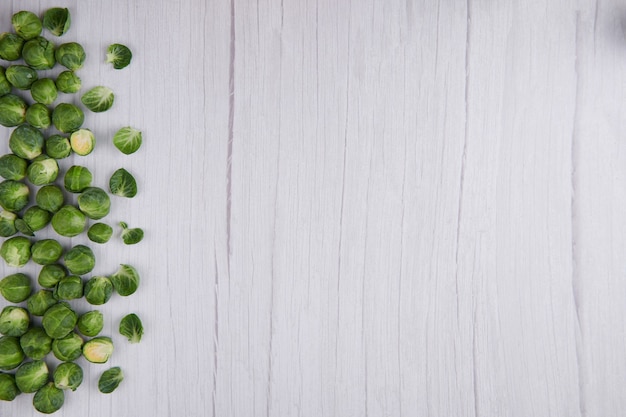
[{"xmin": 1, "ymin": 0, "xmax": 625, "ymax": 416}]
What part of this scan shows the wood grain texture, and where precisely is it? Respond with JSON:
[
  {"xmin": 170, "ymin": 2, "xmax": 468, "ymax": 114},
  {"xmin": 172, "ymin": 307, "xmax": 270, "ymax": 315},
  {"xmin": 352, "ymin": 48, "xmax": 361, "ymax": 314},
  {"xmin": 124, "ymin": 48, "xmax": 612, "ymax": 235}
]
[{"xmin": 1, "ymin": 0, "xmax": 625, "ymax": 416}]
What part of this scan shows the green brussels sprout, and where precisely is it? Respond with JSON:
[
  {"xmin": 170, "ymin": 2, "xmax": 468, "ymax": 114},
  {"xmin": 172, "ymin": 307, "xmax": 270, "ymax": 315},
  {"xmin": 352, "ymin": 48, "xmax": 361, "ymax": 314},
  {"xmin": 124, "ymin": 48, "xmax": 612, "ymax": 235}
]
[
  {"xmin": 55, "ymin": 70, "xmax": 81, "ymax": 94},
  {"xmin": 98, "ymin": 366, "xmax": 123, "ymax": 394},
  {"xmin": 0, "ymin": 94, "xmax": 27, "ymax": 127},
  {"xmin": 36, "ymin": 185, "xmax": 64, "ymax": 212},
  {"xmin": 51, "ymin": 332, "xmax": 82, "ymax": 361},
  {"xmin": 0, "ymin": 180, "xmax": 29, "ymax": 212},
  {"xmin": 51, "ymin": 102, "xmax": 84, "ymax": 133},
  {"xmin": 9, "ymin": 123, "xmax": 44, "ymax": 159},
  {"xmin": 55, "ymin": 42, "xmax": 85, "ymax": 70},
  {"xmin": 0, "ymin": 307, "xmax": 29, "ymax": 337},
  {"xmin": 119, "ymin": 313, "xmax": 143, "ymax": 343},
  {"xmin": 0, "ymin": 372, "xmax": 19, "ymax": 401},
  {"xmin": 12, "ymin": 11, "xmax": 42, "ymax": 40},
  {"xmin": 110, "ymin": 264, "xmax": 140, "ymax": 296},
  {"xmin": 22, "ymin": 37, "xmax": 55, "ymax": 70},
  {"xmin": 63, "ymin": 244, "xmax": 95, "ymax": 275},
  {"xmin": 38, "ymin": 264, "xmax": 66, "ymax": 288},
  {"xmin": 0, "ymin": 273, "xmax": 31, "ymax": 303},
  {"xmin": 69, "ymin": 128, "xmax": 95, "ymax": 156},
  {"xmin": 84, "ymin": 276, "xmax": 112, "ymax": 305},
  {"xmin": 42, "ymin": 302, "xmax": 77, "ymax": 339},
  {"xmin": 26, "ymin": 290, "xmax": 57, "ymax": 316},
  {"xmin": 43, "ymin": 8, "xmax": 71, "ymax": 37},
  {"xmin": 81, "ymin": 86, "xmax": 114, "ymax": 113},
  {"xmin": 33, "ymin": 382, "xmax": 64, "ymax": 414},
  {"xmin": 23, "ymin": 206, "xmax": 51, "ymax": 231},
  {"xmin": 88, "ymin": 222, "xmax": 112, "ymax": 244},
  {"xmin": 53, "ymin": 362, "xmax": 83, "ymax": 392},
  {"xmin": 0, "ymin": 236, "xmax": 31, "ymax": 267},
  {"xmin": 19, "ymin": 327, "xmax": 52, "ymax": 360},
  {"xmin": 78, "ymin": 187, "xmax": 110, "ymax": 220},
  {"xmin": 0, "ymin": 211, "xmax": 17, "ymax": 237},
  {"xmin": 120, "ymin": 222, "xmax": 144, "ymax": 245},
  {"xmin": 5, "ymin": 65, "xmax": 38, "ymax": 90},
  {"xmin": 0, "ymin": 66, "xmax": 11, "ymax": 95},
  {"xmin": 51, "ymin": 205, "xmax": 86, "ymax": 237},
  {"xmin": 25, "ymin": 103, "xmax": 51, "ymax": 129},
  {"xmin": 82, "ymin": 336, "xmax": 113, "ymax": 363},
  {"xmin": 27, "ymin": 155, "xmax": 59, "ymax": 186},
  {"xmin": 0, "ymin": 336, "xmax": 24, "ymax": 371},
  {"xmin": 77, "ymin": 310, "xmax": 103, "ymax": 337},
  {"xmin": 106, "ymin": 43, "xmax": 132, "ymax": 69},
  {"xmin": 31, "ymin": 239, "xmax": 63, "ymax": 265},
  {"xmin": 109, "ymin": 168, "xmax": 137, "ymax": 198},
  {"xmin": 0, "ymin": 33, "xmax": 24, "ymax": 61},
  {"xmin": 44, "ymin": 135, "xmax": 72, "ymax": 159},
  {"xmin": 15, "ymin": 360, "xmax": 48, "ymax": 394},
  {"xmin": 54, "ymin": 275, "xmax": 83, "ymax": 300},
  {"xmin": 30, "ymin": 78, "xmax": 57, "ymax": 104},
  {"xmin": 113, "ymin": 126, "xmax": 142, "ymax": 154},
  {"xmin": 64, "ymin": 165, "xmax": 92, "ymax": 192},
  {"xmin": 0, "ymin": 154, "xmax": 27, "ymax": 181}
]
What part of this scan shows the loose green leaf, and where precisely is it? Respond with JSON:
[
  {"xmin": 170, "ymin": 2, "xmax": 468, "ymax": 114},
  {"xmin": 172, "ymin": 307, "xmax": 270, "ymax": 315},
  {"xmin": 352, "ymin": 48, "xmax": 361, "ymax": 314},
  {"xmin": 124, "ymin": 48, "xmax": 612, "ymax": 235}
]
[
  {"xmin": 113, "ymin": 126, "xmax": 142, "ymax": 154},
  {"xmin": 43, "ymin": 8, "xmax": 71, "ymax": 36},
  {"xmin": 120, "ymin": 222, "xmax": 143, "ymax": 245},
  {"xmin": 119, "ymin": 313, "xmax": 143, "ymax": 343},
  {"xmin": 106, "ymin": 43, "xmax": 132, "ymax": 69},
  {"xmin": 81, "ymin": 86, "xmax": 114, "ymax": 112},
  {"xmin": 109, "ymin": 168, "xmax": 137, "ymax": 198},
  {"xmin": 98, "ymin": 367, "xmax": 123, "ymax": 393}
]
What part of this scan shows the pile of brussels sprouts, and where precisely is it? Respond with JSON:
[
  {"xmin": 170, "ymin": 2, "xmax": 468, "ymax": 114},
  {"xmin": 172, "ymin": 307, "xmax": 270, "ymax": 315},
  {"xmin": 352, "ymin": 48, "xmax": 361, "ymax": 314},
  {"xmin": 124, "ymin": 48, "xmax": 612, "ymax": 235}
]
[{"xmin": 0, "ymin": 7, "xmax": 143, "ymax": 414}]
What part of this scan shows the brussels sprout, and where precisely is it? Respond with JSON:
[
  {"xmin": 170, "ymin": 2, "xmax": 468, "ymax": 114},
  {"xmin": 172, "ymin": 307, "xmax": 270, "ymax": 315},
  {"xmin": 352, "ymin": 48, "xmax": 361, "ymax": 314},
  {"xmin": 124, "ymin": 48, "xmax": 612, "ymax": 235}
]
[
  {"xmin": 44, "ymin": 135, "xmax": 72, "ymax": 159},
  {"xmin": 84, "ymin": 276, "xmax": 112, "ymax": 305},
  {"xmin": 38, "ymin": 264, "xmax": 66, "ymax": 288},
  {"xmin": 14, "ymin": 217, "xmax": 33, "ymax": 237},
  {"xmin": 120, "ymin": 222, "xmax": 144, "ymax": 245},
  {"xmin": 15, "ymin": 360, "xmax": 48, "ymax": 394},
  {"xmin": 0, "ymin": 94, "xmax": 27, "ymax": 127},
  {"xmin": 64, "ymin": 165, "xmax": 92, "ymax": 192},
  {"xmin": 119, "ymin": 313, "xmax": 143, "ymax": 344},
  {"xmin": 33, "ymin": 382, "xmax": 64, "ymax": 414},
  {"xmin": 77, "ymin": 310, "xmax": 103, "ymax": 337},
  {"xmin": 88, "ymin": 222, "xmax": 112, "ymax": 244},
  {"xmin": 0, "ymin": 336, "xmax": 24, "ymax": 371},
  {"xmin": 43, "ymin": 8, "xmax": 71, "ymax": 37},
  {"xmin": 113, "ymin": 126, "xmax": 142, "ymax": 154},
  {"xmin": 98, "ymin": 366, "xmax": 123, "ymax": 394},
  {"xmin": 0, "ymin": 33, "xmax": 24, "ymax": 61},
  {"xmin": 30, "ymin": 78, "xmax": 57, "ymax": 104},
  {"xmin": 36, "ymin": 185, "xmax": 64, "ymax": 212},
  {"xmin": 9, "ymin": 124, "xmax": 44, "ymax": 159},
  {"xmin": 0, "ymin": 273, "xmax": 31, "ymax": 303},
  {"xmin": 0, "ymin": 67, "xmax": 11, "ymax": 95},
  {"xmin": 0, "ymin": 307, "xmax": 29, "ymax": 337},
  {"xmin": 51, "ymin": 332, "xmax": 82, "ymax": 361},
  {"xmin": 69, "ymin": 128, "xmax": 95, "ymax": 156},
  {"xmin": 54, "ymin": 275, "xmax": 83, "ymax": 300},
  {"xmin": 25, "ymin": 103, "xmax": 51, "ymax": 129},
  {"xmin": 82, "ymin": 336, "xmax": 113, "ymax": 363},
  {"xmin": 0, "ymin": 181, "xmax": 29, "ymax": 212},
  {"xmin": 22, "ymin": 37, "xmax": 55, "ymax": 70},
  {"xmin": 109, "ymin": 168, "xmax": 137, "ymax": 198},
  {"xmin": 42, "ymin": 302, "xmax": 77, "ymax": 339},
  {"xmin": 55, "ymin": 42, "xmax": 85, "ymax": 70},
  {"xmin": 63, "ymin": 244, "xmax": 95, "ymax": 275},
  {"xmin": 19, "ymin": 327, "xmax": 52, "ymax": 360},
  {"xmin": 53, "ymin": 362, "xmax": 83, "ymax": 392},
  {"xmin": 55, "ymin": 70, "xmax": 81, "ymax": 94},
  {"xmin": 12, "ymin": 11, "xmax": 42, "ymax": 40},
  {"xmin": 0, "ymin": 236, "xmax": 31, "ymax": 267},
  {"xmin": 0, "ymin": 154, "xmax": 27, "ymax": 181},
  {"xmin": 0, "ymin": 372, "xmax": 19, "ymax": 401},
  {"xmin": 31, "ymin": 239, "xmax": 63, "ymax": 265},
  {"xmin": 23, "ymin": 206, "xmax": 51, "ymax": 232},
  {"xmin": 110, "ymin": 264, "xmax": 140, "ymax": 296},
  {"xmin": 5, "ymin": 65, "xmax": 38, "ymax": 90},
  {"xmin": 26, "ymin": 290, "xmax": 57, "ymax": 316},
  {"xmin": 51, "ymin": 102, "xmax": 84, "ymax": 133},
  {"xmin": 78, "ymin": 187, "xmax": 110, "ymax": 220},
  {"xmin": 106, "ymin": 43, "xmax": 132, "ymax": 69},
  {"xmin": 0, "ymin": 211, "xmax": 17, "ymax": 237},
  {"xmin": 27, "ymin": 156, "xmax": 59, "ymax": 186},
  {"xmin": 81, "ymin": 86, "xmax": 114, "ymax": 113},
  {"xmin": 51, "ymin": 206, "xmax": 86, "ymax": 237}
]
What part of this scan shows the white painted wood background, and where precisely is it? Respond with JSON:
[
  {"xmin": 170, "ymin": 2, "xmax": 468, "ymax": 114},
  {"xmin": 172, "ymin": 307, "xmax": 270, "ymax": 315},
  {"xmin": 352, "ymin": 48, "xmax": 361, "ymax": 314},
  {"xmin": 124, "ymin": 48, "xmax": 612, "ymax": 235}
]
[{"xmin": 1, "ymin": 0, "xmax": 625, "ymax": 416}]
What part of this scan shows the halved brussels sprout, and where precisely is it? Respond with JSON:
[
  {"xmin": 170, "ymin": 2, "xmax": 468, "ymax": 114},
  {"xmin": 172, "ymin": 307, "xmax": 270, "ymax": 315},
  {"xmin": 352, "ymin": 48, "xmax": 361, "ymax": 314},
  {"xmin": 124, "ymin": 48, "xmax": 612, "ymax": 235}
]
[
  {"xmin": 36, "ymin": 185, "xmax": 64, "ymax": 212},
  {"xmin": 63, "ymin": 244, "xmax": 95, "ymax": 275},
  {"xmin": 51, "ymin": 332, "xmax": 83, "ymax": 361},
  {"xmin": 22, "ymin": 37, "xmax": 55, "ymax": 70},
  {"xmin": 0, "ymin": 236, "xmax": 31, "ymax": 267},
  {"xmin": 38, "ymin": 264, "xmax": 66, "ymax": 288},
  {"xmin": 53, "ymin": 362, "xmax": 83, "ymax": 392},
  {"xmin": 88, "ymin": 222, "xmax": 112, "ymax": 244},
  {"xmin": 0, "ymin": 180, "xmax": 29, "ymax": 212},
  {"xmin": 52, "ymin": 102, "xmax": 84, "ymax": 133},
  {"xmin": 33, "ymin": 382, "xmax": 64, "ymax": 414},
  {"xmin": 82, "ymin": 336, "xmax": 113, "ymax": 363},
  {"xmin": 0, "ymin": 306, "xmax": 29, "ymax": 337},
  {"xmin": 42, "ymin": 302, "xmax": 77, "ymax": 339},
  {"xmin": 55, "ymin": 42, "xmax": 85, "ymax": 70},
  {"xmin": 69, "ymin": 128, "xmax": 95, "ymax": 155},
  {"xmin": 0, "ymin": 94, "xmax": 27, "ymax": 127},
  {"xmin": 30, "ymin": 78, "xmax": 58, "ymax": 104},
  {"xmin": 110, "ymin": 264, "xmax": 140, "ymax": 296},
  {"xmin": 27, "ymin": 155, "xmax": 59, "ymax": 186},
  {"xmin": 51, "ymin": 206, "xmax": 86, "ymax": 237},
  {"xmin": 109, "ymin": 168, "xmax": 137, "ymax": 198},
  {"xmin": 77, "ymin": 310, "xmax": 103, "ymax": 337},
  {"xmin": 25, "ymin": 103, "xmax": 51, "ymax": 129},
  {"xmin": 54, "ymin": 275, "xmax": 83, "ymax": 300},
  {"xmin": 0, "ymin": 372, "xmax": 19, "ymax": 401},
  {"xmin": 98, "ymin": 367, "xmax": 123, "ymax": 394},
  {"xmin": 12, "ymin": 11, "xmax": 42, "ymax": 40},
  {"xmin": 5, "ymin": 65, "xmax": 38, "ymax": 90},
  {"xmin": 55, "ymin": 70, "xmax": 81, "ymax": 94},
  {"xmin": 0, "ymin": 273, "xmax": 31, "ymax": 303},
  {"xmin": 45, "ymin": 135, "xmax": 72, "ymax": 159},
  {"xmin": 19, "ymin": 327, "xmax": 52, "ymax": 360},
  {"xmin": 78, "ymin": 187, "xmax": 110, "ymax": 220},
  {"xmin": 0, "ymin": 33, "xmax": 25, "ymax": 61},
  {"xmin": 0, "ymin": 154, "xmax": 27, "ymax": 181},
  {"xmin": 23, "ymin": 206, "xmax": 51, "ymax": 231},
  {"xmin": 106, "ymin": 44, "xmax": 132, "ymax": 69},
  {"xmin": 43, "ymin": 8, "xmax": 71, "ymax": 37},
  {"xmin": 113, "ymin": 126, "xmax": 142, "ymax": 154},
  {"xmin": 31, "ymin": 239, "xmax": 63, "ymax": 265},
  {"xmin": 26, "ymin": 290, "xmax": 57, "ymax": 316},
  {"xmin": 84, "ymin": 276, "xmax": 112, "ymax": 305},
  {"xmin": 64, "ymin": 165, "xmax": 92, "ymax": 192},
  {"xmin": 9, "ymin": 123, "xmax": 44, "ymax": 159}
]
